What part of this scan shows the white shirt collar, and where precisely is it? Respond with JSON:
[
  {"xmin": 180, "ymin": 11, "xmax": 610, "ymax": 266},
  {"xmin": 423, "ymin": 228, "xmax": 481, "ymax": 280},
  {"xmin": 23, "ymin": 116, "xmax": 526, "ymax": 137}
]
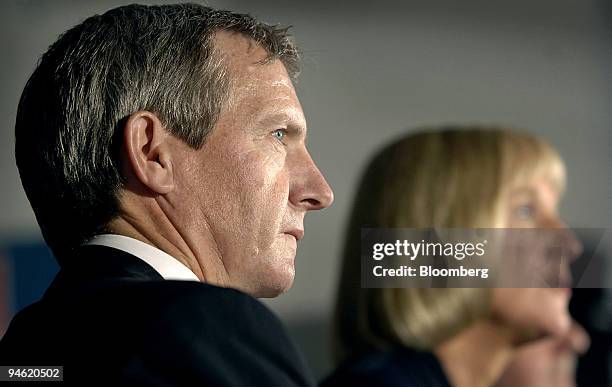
[{"xmin": 85, "ymin": 234, "xmax": 199, "ymax": 282}]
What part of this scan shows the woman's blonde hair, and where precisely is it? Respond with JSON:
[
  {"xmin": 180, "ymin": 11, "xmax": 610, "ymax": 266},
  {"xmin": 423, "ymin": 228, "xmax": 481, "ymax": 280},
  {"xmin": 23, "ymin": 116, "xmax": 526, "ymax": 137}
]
[{"xmin": 333, "ymin": 126, "xmax": 565, "ymax": 363}]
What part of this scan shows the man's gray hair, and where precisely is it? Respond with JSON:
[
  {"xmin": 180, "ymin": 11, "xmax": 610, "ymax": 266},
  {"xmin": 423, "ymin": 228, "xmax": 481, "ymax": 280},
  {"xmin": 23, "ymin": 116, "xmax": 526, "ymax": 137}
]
[{"xmin": 15, "ymin": 3, "xmax": 299, "ymax": 260}]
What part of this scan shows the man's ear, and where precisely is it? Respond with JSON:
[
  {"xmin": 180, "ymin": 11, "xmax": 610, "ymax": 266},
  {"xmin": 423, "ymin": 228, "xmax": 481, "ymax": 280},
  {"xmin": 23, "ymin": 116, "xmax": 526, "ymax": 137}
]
[{"xmin": 122, "ymin": 111, "xmax": 175, "ymax": 194}]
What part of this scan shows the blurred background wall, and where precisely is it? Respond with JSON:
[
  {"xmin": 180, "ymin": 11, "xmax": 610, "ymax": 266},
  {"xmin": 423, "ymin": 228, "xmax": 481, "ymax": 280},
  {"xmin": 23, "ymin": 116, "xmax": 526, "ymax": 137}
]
[{"xmin": 1, "ymin": 0, "xmax": 610, "ymax": 379}]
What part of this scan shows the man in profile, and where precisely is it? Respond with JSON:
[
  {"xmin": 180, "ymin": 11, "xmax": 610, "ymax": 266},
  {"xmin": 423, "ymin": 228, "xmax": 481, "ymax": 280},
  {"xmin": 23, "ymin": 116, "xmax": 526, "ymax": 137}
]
[{"xmin": 0, "ymin": 4, "xmax": 333, "ymax": 386}]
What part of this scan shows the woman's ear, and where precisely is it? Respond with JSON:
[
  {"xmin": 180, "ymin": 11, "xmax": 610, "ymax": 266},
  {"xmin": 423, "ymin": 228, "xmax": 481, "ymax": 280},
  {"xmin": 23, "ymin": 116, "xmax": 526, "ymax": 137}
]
[{"xmin": 122, "ymin": 111, "xmax": 175, "ymax": 194}]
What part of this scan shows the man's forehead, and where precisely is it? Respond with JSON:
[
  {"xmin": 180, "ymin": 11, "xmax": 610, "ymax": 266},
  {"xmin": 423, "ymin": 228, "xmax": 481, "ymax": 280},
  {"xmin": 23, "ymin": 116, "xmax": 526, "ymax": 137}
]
[
  {"xmin": 214, "ymin": 31, "xmax": 264, "ymax": 62},
  {"xmin": 214, "ymin": 31, "xmax": 293, "ymax": 86},
  {"xmin": 213, "ymin": 31, "xmax": 298, "ymax": 106},
  {"xmin": 213, "ymin": 31, "xmax": 283, "ymax": 77}
]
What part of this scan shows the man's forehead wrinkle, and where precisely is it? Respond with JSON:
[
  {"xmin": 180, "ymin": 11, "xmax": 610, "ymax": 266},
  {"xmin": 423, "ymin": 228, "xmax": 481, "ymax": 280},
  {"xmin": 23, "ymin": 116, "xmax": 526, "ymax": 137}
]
[
  {"xmin": 257, "ymin": 105, "xmax": 304, "ymax": 123},
  {"xmin": 231, "ymin": 76, "xmax": 296, "ymax": 106},
  {"xmin": 234, "ymin": 81, "xmax": 259, "ymax": 101},
  {"xmin": 270, "ymin": 78, "xmax": 293, "ymax": 89}
]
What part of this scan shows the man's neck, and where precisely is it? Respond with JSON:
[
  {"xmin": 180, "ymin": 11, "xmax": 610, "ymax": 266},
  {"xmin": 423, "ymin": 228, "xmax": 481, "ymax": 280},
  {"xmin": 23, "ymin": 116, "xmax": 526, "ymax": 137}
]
[{"xmin": 107, "ymin": 212, "xmax": 230, "ymax": 287}]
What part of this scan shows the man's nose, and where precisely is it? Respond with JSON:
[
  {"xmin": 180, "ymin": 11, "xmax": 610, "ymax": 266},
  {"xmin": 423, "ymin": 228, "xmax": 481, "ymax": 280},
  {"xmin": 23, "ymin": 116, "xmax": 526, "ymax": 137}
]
[{"xmin": 289, "ymin": 150, "xmax": 334, "ymax": 211}]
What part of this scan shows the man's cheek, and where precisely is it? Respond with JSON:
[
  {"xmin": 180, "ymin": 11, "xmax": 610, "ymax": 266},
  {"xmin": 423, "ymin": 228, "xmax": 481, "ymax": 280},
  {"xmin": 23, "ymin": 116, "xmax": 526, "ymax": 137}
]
[{"xmin": 239, "ymin": 150, "xmax": 285, "ymax": 192}]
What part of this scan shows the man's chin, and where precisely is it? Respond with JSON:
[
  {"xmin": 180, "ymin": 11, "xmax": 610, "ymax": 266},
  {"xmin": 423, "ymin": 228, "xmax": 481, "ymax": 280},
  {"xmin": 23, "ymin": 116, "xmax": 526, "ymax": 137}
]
[
  {"xmin": 241, "ymin": 248, "xmax": 297, "ymax": 298},
  {"xmin": 255, "ymin": 270, "xmax": 295, "ymax": 298}
]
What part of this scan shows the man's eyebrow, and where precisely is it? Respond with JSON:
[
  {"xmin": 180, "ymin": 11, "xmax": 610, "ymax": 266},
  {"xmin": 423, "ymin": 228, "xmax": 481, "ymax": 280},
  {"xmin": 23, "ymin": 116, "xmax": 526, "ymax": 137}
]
[{"xmin": 255, "ymin": 108, "xmax": 307, "ymax": 134}]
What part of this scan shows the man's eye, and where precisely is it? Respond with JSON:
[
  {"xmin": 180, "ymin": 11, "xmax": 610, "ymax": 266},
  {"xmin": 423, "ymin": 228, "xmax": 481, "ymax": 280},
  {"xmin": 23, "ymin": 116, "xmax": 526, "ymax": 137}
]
[{"xmin": 272, "ymin": 129, "xmax": 286, "ymax": 142}]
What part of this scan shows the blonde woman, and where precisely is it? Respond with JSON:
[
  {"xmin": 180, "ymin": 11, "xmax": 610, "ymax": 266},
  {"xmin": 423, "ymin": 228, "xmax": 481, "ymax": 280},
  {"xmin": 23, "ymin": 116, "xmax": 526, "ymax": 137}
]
[{"xmin": 322, "ymin": 128, "xmax": 584, "ymax": 387}]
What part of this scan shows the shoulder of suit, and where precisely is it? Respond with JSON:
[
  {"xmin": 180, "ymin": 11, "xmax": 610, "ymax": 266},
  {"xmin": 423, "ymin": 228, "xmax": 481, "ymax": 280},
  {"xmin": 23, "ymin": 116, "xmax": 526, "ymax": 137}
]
[
  {"xmin": 125, "ymin": 280, "xmax": 291, "ymax": 347},
  {"xmin": 134, "ymin": 279, "xmax": 261, "ymax": 305},
  {"xmin": 132, "ymin": 280, "xmax": 279, "ymax": 322}
]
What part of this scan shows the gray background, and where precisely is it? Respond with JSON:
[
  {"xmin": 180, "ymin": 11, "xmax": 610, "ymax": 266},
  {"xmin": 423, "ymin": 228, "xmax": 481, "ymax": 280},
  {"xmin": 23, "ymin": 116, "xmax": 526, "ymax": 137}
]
[{"xmin": 1, "ymin": 0, "xmax": 610, "ymax": 378}]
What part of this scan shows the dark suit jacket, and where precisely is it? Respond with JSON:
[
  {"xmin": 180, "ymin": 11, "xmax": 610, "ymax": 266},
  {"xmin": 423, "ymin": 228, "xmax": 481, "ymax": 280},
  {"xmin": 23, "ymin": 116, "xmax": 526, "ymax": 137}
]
[
  {"xmin": 0, "ymin": 245, "xmax": 315, "ymax": 386},
  {"xmin": 320, "ymin": 347, "xmax": 451, "ymax": 387}
]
